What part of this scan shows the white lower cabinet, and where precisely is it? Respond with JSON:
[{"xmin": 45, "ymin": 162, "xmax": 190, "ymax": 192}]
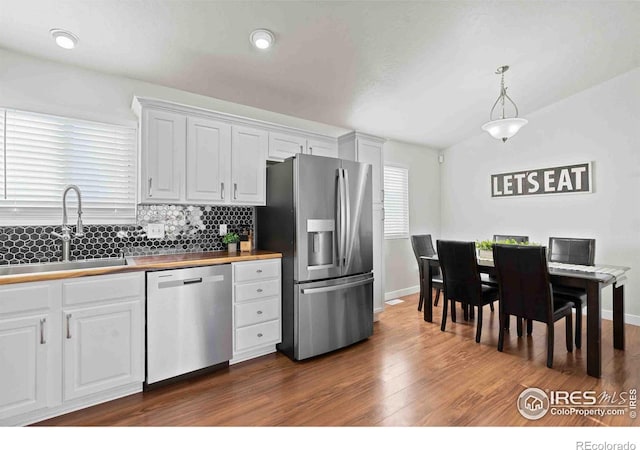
[
  {"xmin": 231, "ymin": 258, "xmax": 282, "ymax": 364},
  {"xmin": 0, "ymin": 272, "xmax": 144, "ymax": 426},
  {"xmin": 0, "ymin": 314, "xmax": 50, "ymax": 420},
  {"xmin": 63, "ymin": 301, "xmax": 143, "ymax": 401}
]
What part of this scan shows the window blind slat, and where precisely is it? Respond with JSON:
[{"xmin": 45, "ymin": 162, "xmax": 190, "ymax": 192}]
[
  {"xmin": 384, "ymin": 165, "xmax": 409, "ymax": 239},
  {"xmin": 0, "ymin": 109, "xmax": 137, "ymax": 223}
]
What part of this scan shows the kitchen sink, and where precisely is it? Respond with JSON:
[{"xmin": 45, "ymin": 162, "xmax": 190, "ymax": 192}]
[{"xmin": 0, "ymin": 258, "xmax": 128, "ymax": 276}]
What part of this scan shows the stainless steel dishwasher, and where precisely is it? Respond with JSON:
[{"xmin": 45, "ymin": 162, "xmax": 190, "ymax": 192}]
[{"xmin": 146, "ymin": 264, "xmax": 232, "ymax": 386}]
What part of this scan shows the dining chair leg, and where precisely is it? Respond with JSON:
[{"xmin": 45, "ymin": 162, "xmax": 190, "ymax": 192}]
[
  {"xmin": 504, "ymin": 315, "xmax": 510, "ymax": 331},
  {"xmin": 517, "ymin": 317, "xmax": 523, "ymax": 337},
  {"xmin": 498, "ymin": 313, "xmax": 506, "ymax": 352},
  {"xmin": 575, "ymin": 304, "xmax": 582, "ymax": 349},
  {"xmin": 434, "ymin": 288, "xmax": 441, "ymax": 307},
  {"xmin": 417, "ymin": 266, "xmax": 424, "ymax": 312},
  {"xmin": 566, "ymin": 314, "xmax": 574, "ymax": 352},
  {"xmin": 489, "ymin": 302, "xmax": 494, "ymax": 312},
  {"xmin": 475, "ymin": 306, "xmax": 483, "ymax": 343},
  {"xmin": 469, "ymin": 305, "xmax": 475, "ymax": 320},
  {"xmin": 546, "ymin": 323, "xmax": 554, "ymax": 368},
  {"xmin": 451, "ymin": 300, "xmax": 457, "ymax": 323},
  {"xmin": 526, "ymin": 320, "xmax": 533, "ymax": 336},
  {"xmin": 463, "ymin": 303, "xmax": 469, "ymax": 321},
  {"xmin": 441, "ymin": 297, "xmax": 449, "ymax": 332}
]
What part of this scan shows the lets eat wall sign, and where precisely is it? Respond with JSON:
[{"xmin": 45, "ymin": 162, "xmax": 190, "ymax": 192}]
[{"xmin": 491, "ymin": 162, "xmax": 592, "ymax": 198}]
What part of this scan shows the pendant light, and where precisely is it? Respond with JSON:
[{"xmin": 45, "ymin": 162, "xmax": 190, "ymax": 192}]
[{"xmin": 481, "ymin": 65, "xmax": 528, "ymax": 142}]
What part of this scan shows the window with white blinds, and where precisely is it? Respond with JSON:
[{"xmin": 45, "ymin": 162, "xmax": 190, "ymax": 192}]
[
  {"xmin": 0, "ymin": 109, "xmax": 137, "ymax": 224},
  {"xmin": 383, "ymin": 165, "xmax": 409, "ymax": 239}
]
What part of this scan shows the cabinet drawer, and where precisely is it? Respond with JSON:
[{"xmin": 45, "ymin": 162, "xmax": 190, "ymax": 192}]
[
  {"xmin": 0, "ymin": 281, "xmax": 57, "ymax": 316},
  {"xmin": 235, "ymin": 279, "xmax": 279, "ymax": 303},
  {"xmin": 233, "ymin": 259, "xmax": 280, "ymax": 282},
  {"xmin": 235, "ymin": 320, "xmax": 280, "ymax": 352},
  {"xmin": 63, "ymin": 272, "xmax": 144, "ymax": 306},
  {"xmin": 235, "ymin": 297, "xmax": 280, "ymax": 327}
]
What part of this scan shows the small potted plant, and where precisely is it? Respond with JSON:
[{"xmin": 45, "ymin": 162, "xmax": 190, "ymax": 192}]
[
  {"xmin": 475, "ymin": 240, "xmax": 495, "ymax": 260},
  {"xmin": 222, "ymin": 232, "xmax": 240, "ymax": 253},
  {"xmin": 475, "ymin": 238, "xmax": 540, "ymax": 259}
]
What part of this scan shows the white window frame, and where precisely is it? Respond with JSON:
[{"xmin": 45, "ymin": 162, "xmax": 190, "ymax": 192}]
[
  {"xmin": 0, "ymin": 108, "xmax": 138, "ymax": 225},
  {"xmin": 383, "ymin": 163, "xmax": 410, "ymax": 240}
]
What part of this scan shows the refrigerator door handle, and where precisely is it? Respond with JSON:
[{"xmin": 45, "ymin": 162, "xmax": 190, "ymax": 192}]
[
  {"xmin": 335, "ymin": 168, "xmax": 342, "ymax": 267},
  {"xmin": 343, "ymin": 168, "xmax": 352, "ymax": 270},
  {"xmin": 301, "ymin": 277, "xmax": 373, "ymax": 295},
  {"xmin": 338, "ymin": 168, "xmax": 347, "ymax": 268}
]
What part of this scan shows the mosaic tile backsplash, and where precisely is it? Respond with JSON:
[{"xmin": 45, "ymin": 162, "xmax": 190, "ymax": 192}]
[{"xmin": 0, "ymin": 205, "xmax": 254, "ymax": 265}]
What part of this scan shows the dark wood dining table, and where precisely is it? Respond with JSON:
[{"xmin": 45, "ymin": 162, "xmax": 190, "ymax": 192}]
[{"xmin": 420, "ymin": 255, "xmax": 630, "ymax": 378}]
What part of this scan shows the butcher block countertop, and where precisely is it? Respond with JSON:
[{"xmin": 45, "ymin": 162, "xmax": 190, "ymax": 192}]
[{"xmin": 0, "ymin": 250, "xmax": 282, "ymax": 286}]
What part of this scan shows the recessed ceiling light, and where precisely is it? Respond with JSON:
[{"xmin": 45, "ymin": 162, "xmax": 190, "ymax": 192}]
[
  {"xmin": 50, "ymin": 28, "xmax": 79, "ymax": 50},
  {"xmin": 250, "ymin": 29, "xmax": 274, "ymax": 50}
]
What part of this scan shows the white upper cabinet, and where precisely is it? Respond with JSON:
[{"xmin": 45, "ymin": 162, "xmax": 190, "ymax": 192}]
[
  {"xmin": 338, "ymin": 132, "xmax": 385, "ymax": 204},
  {"xmin": 307, "ymin": 139, "xmax": 338, "ymax": 158},
  {"xmin": 186, "ymin": 117, "xmax": 231, "ymax": 203},
  {"xmin": 142, "ymin": 109, "xmax": 186, "ymax": 203},
  {"xmin": 267, "ymin": 132, "xmax": 338, "ymax": 162},
  {"xmin": 231, "ymin": 126, "xmax": 267, "ymax": 205},
  {"xmin": 268, "ymin": 132, "xmax": 306, "ymax": 161},
  {"xmin": 134, "ymin": 97, "xmax": 341, "ymax": 206}
]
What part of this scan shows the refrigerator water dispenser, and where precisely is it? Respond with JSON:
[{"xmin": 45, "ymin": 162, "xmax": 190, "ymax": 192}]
[{"xmin": 307, "ymin": 219, "xmax": 334, "ymax": 269}]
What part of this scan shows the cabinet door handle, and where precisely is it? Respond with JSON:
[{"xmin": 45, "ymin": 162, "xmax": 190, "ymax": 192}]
[
  {"xmin": 257, "ymin": 310, "xmax": 263, "ymax": 315},
  {"xmin": 299, "ymin": 144, "xmax": 304, "ymax": 152},
  {"xmin": 257, "ymin": 333, "xmax": 263, "ymax": 338},
  {"xmin": 257, "ymin": 288, "xmax": 263, "ymax": 293},
  {"xmin": 148, "ymin": 177, "xmax": 153, "ymax": 197},
  {"xmin": 309, "ymin": 146, "xmax": 313, "ymax": 154},
  {"xmin": 40, "ymin": 318, "xmax": 46, "ymax": 345},
  {"xmin": 256, "ymin": 269, "xmax": 262, "ymax": 273},
  {"xmin": 221, "ymin": 182, "xmax": 224, "ymax": 200},
  {"xmin": 66, "ymin": 313, "xmax": 72, "ymax": 339},
  {"xmin": 234, "ymin": 183, "xmax": 238, "ymax": 199},
  {"xmin": 382, "ymin": 207, "xmax": 385, "ymax": 222}
]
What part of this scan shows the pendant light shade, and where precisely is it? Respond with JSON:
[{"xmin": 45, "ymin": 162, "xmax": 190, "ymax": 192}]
[
  {"xmin": 482, "ymin": 66, "xmax": 527, "ymax": 142},
  {"xmin": 482, "ymin": 118, "xmax": 528, "ymax": 143}
]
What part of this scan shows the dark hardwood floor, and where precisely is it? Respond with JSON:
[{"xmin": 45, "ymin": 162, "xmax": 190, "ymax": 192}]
[{"xmin": 36, "ymin": 291, "xmax": 639, "ymax": 426}]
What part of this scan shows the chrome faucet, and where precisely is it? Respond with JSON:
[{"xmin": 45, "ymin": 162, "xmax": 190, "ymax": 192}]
[{"xmin": 52, "ymin": 185, "xmax": 84, "ymax": 262}]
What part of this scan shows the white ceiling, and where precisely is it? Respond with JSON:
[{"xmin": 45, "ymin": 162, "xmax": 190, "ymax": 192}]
[{"xmin": 0, "ymin": 1, "xmax": 638, "ymax": 149}]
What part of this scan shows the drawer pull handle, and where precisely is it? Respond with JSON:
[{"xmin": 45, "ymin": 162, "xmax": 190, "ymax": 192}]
[
  {"xmin": 257, "ymin": 288, "xmax": 263, "ymax": 293},
  {"xmin": 257, "ymin": 310, "xmax": 263, "ymax": 315},
  {"xmin": 256, "ymin": 269, "xmax": 263, "ymax": 273},
  {"xmin": 257, "ymin": 333, "xmax": 263, "ymax": 338},
  {"xmin": 66, "ymin": 314, "xmax": 72, "ymax": 339}
]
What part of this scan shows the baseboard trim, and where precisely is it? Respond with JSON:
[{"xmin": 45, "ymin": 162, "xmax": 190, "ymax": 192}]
[
  {"xmin": 385, "ymin": 285, "xmax": 419, "ymax": 301},
  {"xmin": 601, "ymin": 309, "xmax": 640, "ymax": 326},
  {"xmin": 382, "ymin": 291, "xmax": 640, "ymax": 326}
]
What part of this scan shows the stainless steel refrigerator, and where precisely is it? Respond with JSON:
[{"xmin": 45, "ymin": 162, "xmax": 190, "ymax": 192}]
[{"xmin": 257, "ymin": 154, "xmax": 373, "ymax": 360}]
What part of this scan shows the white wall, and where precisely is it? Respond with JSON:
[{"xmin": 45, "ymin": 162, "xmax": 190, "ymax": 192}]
[
  {"xmin": 440, "ymin": 68, "xmax": 640, "ymax": 320},
  {"xmin": 383, "ymin": 140, "xmax": 441, "ymax": 299},
  {"xmin": 0, "ymin": 48, "xmax": 348, "ymax": 136}
]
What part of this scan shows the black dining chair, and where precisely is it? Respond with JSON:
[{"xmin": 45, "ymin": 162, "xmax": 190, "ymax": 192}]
[
  {"xmin": 547, "ymin": 237, "xmax": 596, "ymax": 349},
  {"xmin": 493, "ymin": 235, "xmax": 529, "ymax": 243},
  {"xmin": 437, "ymin": 240, "xmax": 499, "ymax": 343},
  {"xmin": 410, "ymin": 234, "xmax": 443, "ymax": 311},
  {"xmin": 493, "ymin": 244, "xmax": 574, "ymax": 368}
]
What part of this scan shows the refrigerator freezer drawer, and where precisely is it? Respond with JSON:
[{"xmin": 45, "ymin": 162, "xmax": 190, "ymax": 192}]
[
  {"xmin": 235, "ymin": 279, "xmax": 280, "ymax": 302},
  {"xmin": 295, "ymin": 273, "xmax": 373, "ymax": 360},
  {"xmin": 235, "ymin": 319, "xmax": 281, "ymax": 352},
  {"xmin": 235, "ymin": 297, "xmax": 280, "ymax": 328}
]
